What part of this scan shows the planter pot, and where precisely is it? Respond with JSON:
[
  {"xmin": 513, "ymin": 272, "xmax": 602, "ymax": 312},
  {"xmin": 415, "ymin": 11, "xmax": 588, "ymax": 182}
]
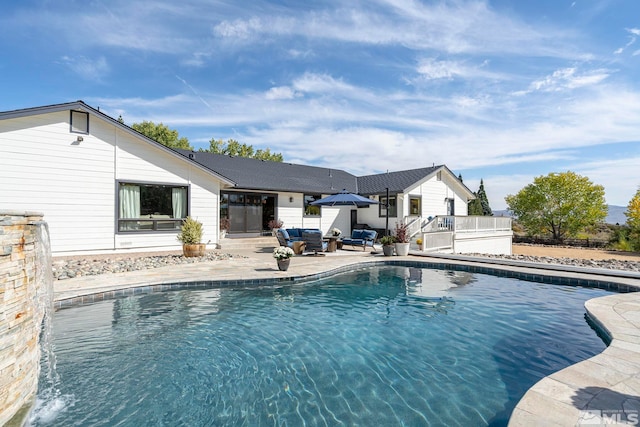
[
  {"xmin": 220, "ymin": 230, "xmax": 227, "ymax": 239},
  {"xmin": 183, "ymin": 243, "xmax": 206, "ymax": 257},
  {"xmin": 277, "ymin": 258, "xmax": 291, "ymax": 271},
  {"xmin": 382, "ymin": 245, "xmax": 395, "ymax": 256},
  {"xmin": 394, "ymin": 242, "xmax": 410, "ymax": 256}
]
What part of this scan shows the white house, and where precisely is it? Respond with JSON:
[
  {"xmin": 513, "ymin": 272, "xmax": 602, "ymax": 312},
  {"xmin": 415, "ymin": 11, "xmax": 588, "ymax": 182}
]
[
  {"xmin": 0, "ymin": 101, "xmax": 233, "ymax": 255},
  {"xmin": 1, "ymin": 101, "xmax": 509, "ymax": 256}
]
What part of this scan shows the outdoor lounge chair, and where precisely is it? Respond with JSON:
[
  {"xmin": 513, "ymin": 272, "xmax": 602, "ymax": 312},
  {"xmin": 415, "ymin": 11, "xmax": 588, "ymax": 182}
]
[
  {"xmin": 276, "ymin": 228, "xmax": 296, "ymax": 248},
  {"xmin": 302, "ymin": 230, "xmax": 328, "ymax": 255},
  {"xmin": 341, "ymin": 229, "xmax": 378, "ymax": 251}
]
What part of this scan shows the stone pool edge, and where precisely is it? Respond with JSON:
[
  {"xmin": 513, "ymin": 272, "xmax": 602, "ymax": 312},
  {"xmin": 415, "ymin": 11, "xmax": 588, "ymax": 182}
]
[{"xmin": 51, "ymin": 253, "xmax": 640, "ymax": 426}]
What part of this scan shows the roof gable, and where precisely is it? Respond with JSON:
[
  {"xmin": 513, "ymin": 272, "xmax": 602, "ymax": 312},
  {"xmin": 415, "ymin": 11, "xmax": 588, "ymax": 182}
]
[{"xmin": 0, "ymin": 101, "xmax": 235, "ymax": 186}]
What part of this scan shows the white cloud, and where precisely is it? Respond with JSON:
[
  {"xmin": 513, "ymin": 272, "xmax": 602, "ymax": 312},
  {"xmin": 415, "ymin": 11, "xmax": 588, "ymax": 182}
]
[
  {"xmin": 214, "ymin": 17, "xmax": 263, "ymax": 39},
  {"xmin": 526, "ymin": 67, "xmax": 610, "ymax": 93},
  {"xmin": 265, "ymin": 86, "xmax": 298, "ymax": 100},
  {"xmin": 59, "ymin": 55, "xmax": 109, "ymax": 81}
]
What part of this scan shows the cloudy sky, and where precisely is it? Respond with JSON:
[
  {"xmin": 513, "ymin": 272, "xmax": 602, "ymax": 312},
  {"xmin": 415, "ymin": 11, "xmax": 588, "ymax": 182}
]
[{"xmin": 2, "ymin": 0, "xmax": 639, "ymax": 209}]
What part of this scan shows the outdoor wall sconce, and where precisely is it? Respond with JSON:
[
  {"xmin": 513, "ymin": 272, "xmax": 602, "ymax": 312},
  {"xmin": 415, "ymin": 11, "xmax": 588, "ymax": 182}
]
[
  {"xmin": 76, "ymin": 136, "xmax": 84, "ymax": 143},
  {"xmin": 289, "ymin": 197, "xmax": 294, "ymax": 203}
]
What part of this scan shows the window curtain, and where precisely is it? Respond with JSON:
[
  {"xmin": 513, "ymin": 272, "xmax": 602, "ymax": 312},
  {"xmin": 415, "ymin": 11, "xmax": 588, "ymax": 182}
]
[
  {"xmin": 172, "ymin": 187, "xmax": 187, "ymax": 219},
  {"xmin": 119, "ymin": 185, "xmax": 141, "ymax": 218},
  {"xmin": 119, "ymin": 184, "xmax": 140, "ymax": 231}
]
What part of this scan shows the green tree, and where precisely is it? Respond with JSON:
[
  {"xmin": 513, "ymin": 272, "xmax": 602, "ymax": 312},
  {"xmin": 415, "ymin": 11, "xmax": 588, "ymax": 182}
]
[
  {"xmin": 131, "ymin": 121, "xmax": 192, "ymax": 150},
  {"xmin": 625, "ymin": 188, "xmax": 640, "ymax": 251},
  {"xmin": 200, "ymin": 138, "xmax": 283, "ymax": 162},
  {"xmin": 467, "ymin": 179, "xmax": 492, "ymax": 216},
  {"xmin": 505, "ymin": 171, "xmax": 607, "ymax": 241},
  {"xmin": 626, "ymin": 188, "xmax": 640, "ymax": 230},
  {"xmin": 476, "ymin": 179, "xmax": 493, "ymax": 216},
  {"xmin": 468, "ymin": 193, "xmax": 483, "ymax": 215}
]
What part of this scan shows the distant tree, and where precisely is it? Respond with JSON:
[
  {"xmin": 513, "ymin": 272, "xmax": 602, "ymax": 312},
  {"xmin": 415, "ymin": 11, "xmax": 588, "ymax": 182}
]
[
  {"xmin": 505, "ymin": 171, "xmax": 607, "ymax": 241},
  {"xmin": 200, "ymin": 138, "xmax": 283, "ymax": 162},
  {"xmin": 131, "ymin": 121, "xmax": 192, "ymax": 150},
  {"xmin": 467, "ymin": 179, "xmax": 492, "ymax": 216},
  {"xmin": 468, "ymin": 193, "xmax": 483, "ymax": 215},
  {"xmin": 626, "ymin": 188, "xmax": 640, "ymax": 231},
  {"xmin": 476, "ymin": 179, "xmax": 493, "ymax": 216},
  {"xmin": 625, "ymin": 188, "xmax": 640, "ymax": 251}
]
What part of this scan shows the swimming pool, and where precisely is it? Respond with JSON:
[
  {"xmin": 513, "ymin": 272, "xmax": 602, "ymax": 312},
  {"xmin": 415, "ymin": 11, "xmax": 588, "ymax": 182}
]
[{"xmin": 31, "ymin": 265, "xmax": 613, "ymax": 426}]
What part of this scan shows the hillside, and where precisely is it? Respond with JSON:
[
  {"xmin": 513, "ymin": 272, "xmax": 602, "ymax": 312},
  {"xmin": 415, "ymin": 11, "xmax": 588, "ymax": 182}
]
[{"xmin": 492, "ymin": 205, "xmax": 627, "ymax": 225}]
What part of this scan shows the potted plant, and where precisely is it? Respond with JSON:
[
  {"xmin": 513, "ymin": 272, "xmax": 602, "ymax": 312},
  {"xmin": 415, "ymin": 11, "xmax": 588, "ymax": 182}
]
[
  {"xmin": 177, "ymin": 216, "xmax": 205, "ymax": 257},
  {"xmin": 268, "ymin": 218, "xmax": 284, "ymax": 236},
  {"xmin": 273, "ymin": 246, "xmax": 294, "ymax": 271},
  {"xmin": 380, "ymin": 235, "xmax": 396, "ymax": 256},
  {"xmin": 394, "ymin": 222, "xmax": 410, "ymax": 256},
  {"xmin": 219, "ymin": 217, "xmax": 230, "ymax": 239}
]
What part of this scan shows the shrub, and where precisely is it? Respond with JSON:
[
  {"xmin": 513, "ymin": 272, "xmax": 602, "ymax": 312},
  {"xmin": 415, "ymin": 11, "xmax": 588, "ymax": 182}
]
[
  {"xmin": 219, "ymin": 217, "xmax": 230, "ymax": 231},
  {"xmin": 394, "ymin": 222, "xmax": 410, "ymax": 243},
  {"xmin": 268, "ymin": 218, "xmax": 284, "ymax": 229},
  {"xmin": 380, "ymin": 235, "xmax": 396, "ymax": 246},
  {"xmin": 177, "ymin": 217, "xmax": 203, "ymax": 245}
]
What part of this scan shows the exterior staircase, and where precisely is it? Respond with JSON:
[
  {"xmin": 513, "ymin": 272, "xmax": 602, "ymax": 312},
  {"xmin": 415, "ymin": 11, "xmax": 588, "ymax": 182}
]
[{"xmin": 217, "ymin": 235, "xmax": 278, "ymax": 252}]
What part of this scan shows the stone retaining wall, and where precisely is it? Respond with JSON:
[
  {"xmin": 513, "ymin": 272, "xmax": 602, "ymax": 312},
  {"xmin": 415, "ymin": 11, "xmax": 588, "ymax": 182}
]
[{"xmin": 0, "ymin": 211, "xmax": 46, "ymax": 426}]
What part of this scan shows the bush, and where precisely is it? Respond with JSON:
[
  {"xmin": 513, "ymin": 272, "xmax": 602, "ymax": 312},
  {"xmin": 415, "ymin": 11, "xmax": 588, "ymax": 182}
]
[
  {"xmin": 268, "ymin": 218, "xmax": 284, "ymax": 229},
  {"xmin": 394, "ymin": 222, "xmax": 409, "ymax": 243},
  {"xmin": 219, "ymin": 217, "xmax": 230, "ymax": 231},
  {"xmin": 380, "ymin": 235, "xmax": 396, "ymax": 246},
  {"xmin": 177, "ymin": 217, "xmax": 203, "ymax": 245}
]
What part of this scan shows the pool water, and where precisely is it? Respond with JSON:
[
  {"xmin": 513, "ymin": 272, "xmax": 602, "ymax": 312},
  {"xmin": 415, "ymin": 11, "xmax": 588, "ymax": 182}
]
[{"xmin": 31, "ymin": 266, "xmax": 612, "ymax": 426}]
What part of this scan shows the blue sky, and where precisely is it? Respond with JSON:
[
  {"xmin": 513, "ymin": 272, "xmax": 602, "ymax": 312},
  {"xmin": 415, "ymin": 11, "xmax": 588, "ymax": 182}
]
[{"xmin": 2, "ymin": 0, "xmax": 639, "ymax": 210}]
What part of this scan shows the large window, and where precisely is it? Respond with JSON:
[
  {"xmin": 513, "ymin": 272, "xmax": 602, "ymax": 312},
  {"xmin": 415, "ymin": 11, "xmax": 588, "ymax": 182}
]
[
  {"xmin": 379, "ymin": 196, "xmax": 397, "ymax": 218},
  {"xmin": 304, "ymin": 194, "xmax": 322, "ymax": 216},
  {"xmin": 409, "ymin": 196, "xmax": 421, "ymax": 216},
  {"xmin": 118, "ymin": 182, "xmax": 188, "ymax": 232}
]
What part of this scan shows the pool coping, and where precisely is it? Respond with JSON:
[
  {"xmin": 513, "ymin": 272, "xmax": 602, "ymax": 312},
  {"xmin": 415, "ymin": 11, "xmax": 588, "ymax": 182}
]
[{"xmin": 51, "ymin": 252, "xmax": 640, "ymax": 426}]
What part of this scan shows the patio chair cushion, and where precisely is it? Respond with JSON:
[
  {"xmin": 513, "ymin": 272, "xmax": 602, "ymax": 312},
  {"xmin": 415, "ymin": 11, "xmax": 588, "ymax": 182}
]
[
  {"xmin": 301, "ymin": 230, "xmax": 328, "ymax": 253},
  {"xmin": 341, "ymin": 229, "xmax": 378, "ymax": 250}
]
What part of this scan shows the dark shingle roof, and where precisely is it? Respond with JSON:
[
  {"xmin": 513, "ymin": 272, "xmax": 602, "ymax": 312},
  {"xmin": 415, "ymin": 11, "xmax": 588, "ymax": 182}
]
[
  {"xmin": 177, "ymin": 150, "xmax": 358, "ymax": 194},
  {"xmin": 357, "ymin": 166, "xmax": 442, "ymax": 195}
]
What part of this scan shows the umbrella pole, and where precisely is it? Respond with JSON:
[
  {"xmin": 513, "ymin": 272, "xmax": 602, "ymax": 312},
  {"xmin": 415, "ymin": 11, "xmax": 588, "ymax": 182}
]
[{"xmin": 385, "ymin": 187, "xmax": 389, "ymax": 236}]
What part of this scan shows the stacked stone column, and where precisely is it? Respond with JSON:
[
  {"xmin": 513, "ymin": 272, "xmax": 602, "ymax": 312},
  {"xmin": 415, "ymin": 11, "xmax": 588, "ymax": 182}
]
[{"xmin": 0, "ymin": 211, "xmax": 45, "ymax": 426}]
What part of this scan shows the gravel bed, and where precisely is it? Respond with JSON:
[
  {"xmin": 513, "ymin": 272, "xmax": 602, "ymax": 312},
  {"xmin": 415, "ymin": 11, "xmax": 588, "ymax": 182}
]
[
  {"xmin": 470, "ymin": 253, "xmax": 640, "ymax": 273},
  {"xmin": 52, "ymin": 252, "xmax": 243, "ymax": 280},
  {"xmin": 52, "ymin": 250, "xmax": 640, "ymax": 281}
]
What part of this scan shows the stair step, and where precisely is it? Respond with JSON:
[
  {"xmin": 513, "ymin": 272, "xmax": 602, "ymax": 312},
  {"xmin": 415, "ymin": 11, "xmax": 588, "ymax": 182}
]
[{"xmin": 218, "ymin": 237, "xmax": 278, "ymax": 250}]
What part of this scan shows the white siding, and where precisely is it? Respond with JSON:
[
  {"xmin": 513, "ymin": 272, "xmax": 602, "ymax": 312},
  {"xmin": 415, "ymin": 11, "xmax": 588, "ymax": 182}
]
[
  {"xmin": 0, "ymin": 110, "xmax": 225, "ymax": 255},
  {"xmin": 275, "ymin": 192, "xmax": 349, "ymax": 235}
]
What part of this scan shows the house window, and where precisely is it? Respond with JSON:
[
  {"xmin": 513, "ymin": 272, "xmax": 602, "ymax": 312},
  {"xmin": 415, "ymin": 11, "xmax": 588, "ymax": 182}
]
[
  {"xmin": 379, "ymin": 196, "xmax": 397, "ymax": 218},
  {"xmin": 70, "ymin": 110, "xmax": 89, "ymax": 134},
  {"xmin": 118, "ymin": 182, "xmax": 188, "ymax": 232},
  {"xmin": 304, "ymin": 194, "xmax": 322, "ymax": 216},
  {"xmin": 409, "ymin": 196, "xmax": 421, "ymax": 216}
]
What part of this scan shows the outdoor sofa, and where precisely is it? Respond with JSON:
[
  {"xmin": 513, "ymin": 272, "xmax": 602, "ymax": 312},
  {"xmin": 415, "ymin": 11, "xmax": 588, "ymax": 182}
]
[{"xmin": 341, "ymin": 229, "xmax": 378, "ymax": 251}]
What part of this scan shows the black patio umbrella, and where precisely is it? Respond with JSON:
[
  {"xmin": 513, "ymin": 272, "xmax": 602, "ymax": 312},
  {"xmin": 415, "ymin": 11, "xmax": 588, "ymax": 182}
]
[{"xmin": 310, "ymin": 189, "xmax": 379, "ymax": 207}]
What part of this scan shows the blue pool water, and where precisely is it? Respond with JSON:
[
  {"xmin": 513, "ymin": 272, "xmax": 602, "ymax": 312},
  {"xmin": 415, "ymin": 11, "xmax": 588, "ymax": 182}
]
[{"xmin": 31, "ymin": 266, "xmax": 613, "ymax": 426}]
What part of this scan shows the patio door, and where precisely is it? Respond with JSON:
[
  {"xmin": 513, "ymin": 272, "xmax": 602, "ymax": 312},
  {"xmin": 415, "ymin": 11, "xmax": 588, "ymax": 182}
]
[{"xmin": 222, "ymin": 192, "xmax": 276, "ymax": 234}]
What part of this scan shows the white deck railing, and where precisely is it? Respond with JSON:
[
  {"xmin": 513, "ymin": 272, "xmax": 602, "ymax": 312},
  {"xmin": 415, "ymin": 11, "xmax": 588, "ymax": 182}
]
[
  {"xmin": 421, "ymin": 216, "xmax": 512, "ymax": 252},
  {"xmin": 422, "ymin": 216, "xmax": 511, "ymax": 233}
]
